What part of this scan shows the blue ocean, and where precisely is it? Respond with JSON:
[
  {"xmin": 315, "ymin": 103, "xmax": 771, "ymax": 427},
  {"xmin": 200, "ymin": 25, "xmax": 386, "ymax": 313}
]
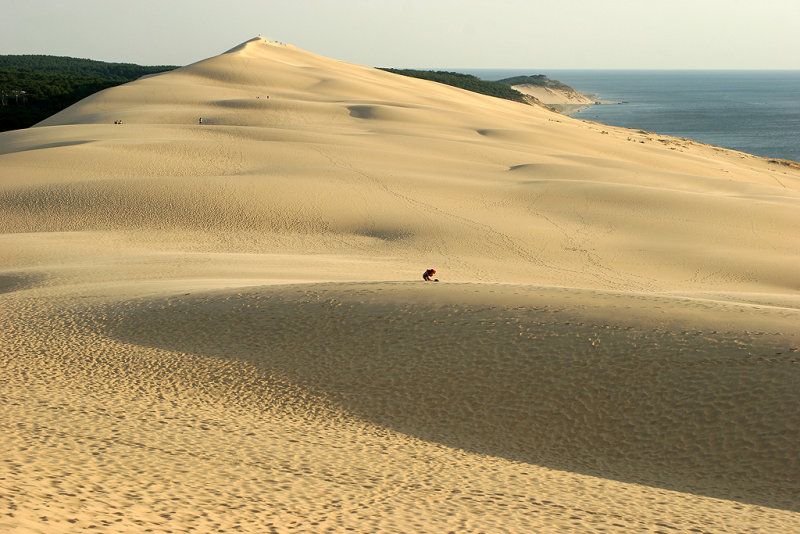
[{"xmin": 462, "ymin": 70, "xmax": 800, "ymax": 163}]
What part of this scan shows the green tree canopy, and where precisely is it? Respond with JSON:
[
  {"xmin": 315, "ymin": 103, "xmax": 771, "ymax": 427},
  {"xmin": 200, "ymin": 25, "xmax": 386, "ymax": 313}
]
[
  {"xmin": 0, "ymin": 55, "xmax": 178, "ymax": 131},
  {"xmin": 379, "ymin": 68, "xmax": 527, "ymax": 104}
]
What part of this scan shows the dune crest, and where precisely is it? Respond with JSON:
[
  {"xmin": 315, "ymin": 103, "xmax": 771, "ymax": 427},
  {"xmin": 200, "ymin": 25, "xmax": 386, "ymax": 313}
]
[{"xmin": 1, "ymin": 38, "xmax": 799, "ymax": 532}]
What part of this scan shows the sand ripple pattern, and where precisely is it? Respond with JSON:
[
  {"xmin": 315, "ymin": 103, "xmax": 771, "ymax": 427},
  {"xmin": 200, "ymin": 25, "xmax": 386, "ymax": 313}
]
[{"xmin": 3, "ymin": 282, "xmax": 798, "ymax": 533}]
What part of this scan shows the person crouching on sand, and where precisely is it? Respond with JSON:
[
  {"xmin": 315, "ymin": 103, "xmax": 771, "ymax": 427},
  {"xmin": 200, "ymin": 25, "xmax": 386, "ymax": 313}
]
[{"xmin": 423, "ymin": 268, "xmax": 437, "ymax": 281}]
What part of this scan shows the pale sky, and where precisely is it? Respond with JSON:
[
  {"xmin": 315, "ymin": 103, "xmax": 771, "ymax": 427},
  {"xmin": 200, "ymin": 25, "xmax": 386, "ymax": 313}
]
[{"xmin": 2, "ymin": 0, "xmax": 799, "ymax": 69}]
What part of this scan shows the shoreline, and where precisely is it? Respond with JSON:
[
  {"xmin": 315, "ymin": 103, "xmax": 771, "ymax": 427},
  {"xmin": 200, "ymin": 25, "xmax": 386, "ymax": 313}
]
[
  {"xmin": 552, "ymin": 71, "xmax": 800, "ymax": 163},
  {"xmin": 541, "ymin": 99, "xmax": 621, "ymax": 117},
  {"xmin": 510, "ymin": 83, "xmax": 619, "ymax": 115}
]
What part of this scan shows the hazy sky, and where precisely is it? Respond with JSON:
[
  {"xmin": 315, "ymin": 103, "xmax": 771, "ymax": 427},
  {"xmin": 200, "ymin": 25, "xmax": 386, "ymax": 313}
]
[{"xmin": 3, "ymin": 0, "xmax": 799, "ymax": 69}]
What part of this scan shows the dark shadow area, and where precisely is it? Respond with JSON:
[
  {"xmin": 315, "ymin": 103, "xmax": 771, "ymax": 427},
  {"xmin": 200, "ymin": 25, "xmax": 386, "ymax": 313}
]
[
  {"xmin": 0, "ymin": 272, "xmax": 49, "ymax": 293},
  {"xmin": 347, "ymin": 105, "xmax": 374, "ymax": 119},
  {"xmin": 98, "ymin": 284, "xmax": 800, "ymax": 511}
]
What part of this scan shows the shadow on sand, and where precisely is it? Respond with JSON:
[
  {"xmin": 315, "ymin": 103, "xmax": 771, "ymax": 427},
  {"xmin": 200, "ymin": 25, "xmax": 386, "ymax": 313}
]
[{"xmin": 100, "ymin": 283, "xmax": 800, "ymax": 512}]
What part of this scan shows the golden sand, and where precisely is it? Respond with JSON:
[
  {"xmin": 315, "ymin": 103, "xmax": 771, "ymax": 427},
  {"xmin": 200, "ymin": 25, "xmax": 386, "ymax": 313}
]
[{"xmin": 1, "ymin": 38, "xmax": 799, "ymax": 533}]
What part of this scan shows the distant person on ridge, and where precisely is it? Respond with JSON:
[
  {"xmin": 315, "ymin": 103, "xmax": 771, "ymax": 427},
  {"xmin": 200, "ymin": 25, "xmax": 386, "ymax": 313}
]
[{"xmin": 423, "ymin": 268, "xmax": 438, "ymax": 282}]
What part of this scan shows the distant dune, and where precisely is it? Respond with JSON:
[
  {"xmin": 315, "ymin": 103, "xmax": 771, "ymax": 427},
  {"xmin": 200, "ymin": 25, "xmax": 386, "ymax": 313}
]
[
  {"xmin": 512, "ymin": 82, "xmax": 597, "ymax": 114},
  {"xmin": 2, "ymin": 37, "xmax": 799, "ymax": 533}
]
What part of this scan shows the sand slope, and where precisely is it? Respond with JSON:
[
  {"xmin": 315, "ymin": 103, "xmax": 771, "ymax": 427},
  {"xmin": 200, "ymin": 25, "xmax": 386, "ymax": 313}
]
[{"xmin": 2, "ymin": 37, "xmax": 800, "ymax": 532}]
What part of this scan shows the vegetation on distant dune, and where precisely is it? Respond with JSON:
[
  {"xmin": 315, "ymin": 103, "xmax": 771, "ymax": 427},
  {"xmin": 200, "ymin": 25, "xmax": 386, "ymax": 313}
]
[
  {"xmin": 0, "ymin": 55, "xmax": 178, "ymax": 131},
  {"xmin": 379, "ymin": 68, "xmax": 528, "ymax": 103},
  {"xmin": 495, "ymin": 74, "xmax": 571, "ymax": 90}
]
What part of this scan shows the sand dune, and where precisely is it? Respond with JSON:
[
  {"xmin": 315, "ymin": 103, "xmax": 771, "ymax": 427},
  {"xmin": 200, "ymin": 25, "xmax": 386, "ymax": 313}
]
[
  {"xmin": 511, "ymin": 83, "xmax": 597, "ymax": 114},
  {"xmin": 2, "ymin": 37, "xmax": 799, "ymax": 532}
]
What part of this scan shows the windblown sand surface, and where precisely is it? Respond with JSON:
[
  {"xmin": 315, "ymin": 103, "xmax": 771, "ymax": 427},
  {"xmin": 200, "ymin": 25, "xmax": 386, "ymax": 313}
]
[{"xmin": 2, "ymin": 38, "xmax": 799, "ymax": 533}]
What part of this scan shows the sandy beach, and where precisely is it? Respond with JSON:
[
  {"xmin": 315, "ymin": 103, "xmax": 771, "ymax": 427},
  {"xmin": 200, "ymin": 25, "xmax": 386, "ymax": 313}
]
[{"xmin": 2, "ymin": 37, "xmax": 799, "ymax": 533}]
